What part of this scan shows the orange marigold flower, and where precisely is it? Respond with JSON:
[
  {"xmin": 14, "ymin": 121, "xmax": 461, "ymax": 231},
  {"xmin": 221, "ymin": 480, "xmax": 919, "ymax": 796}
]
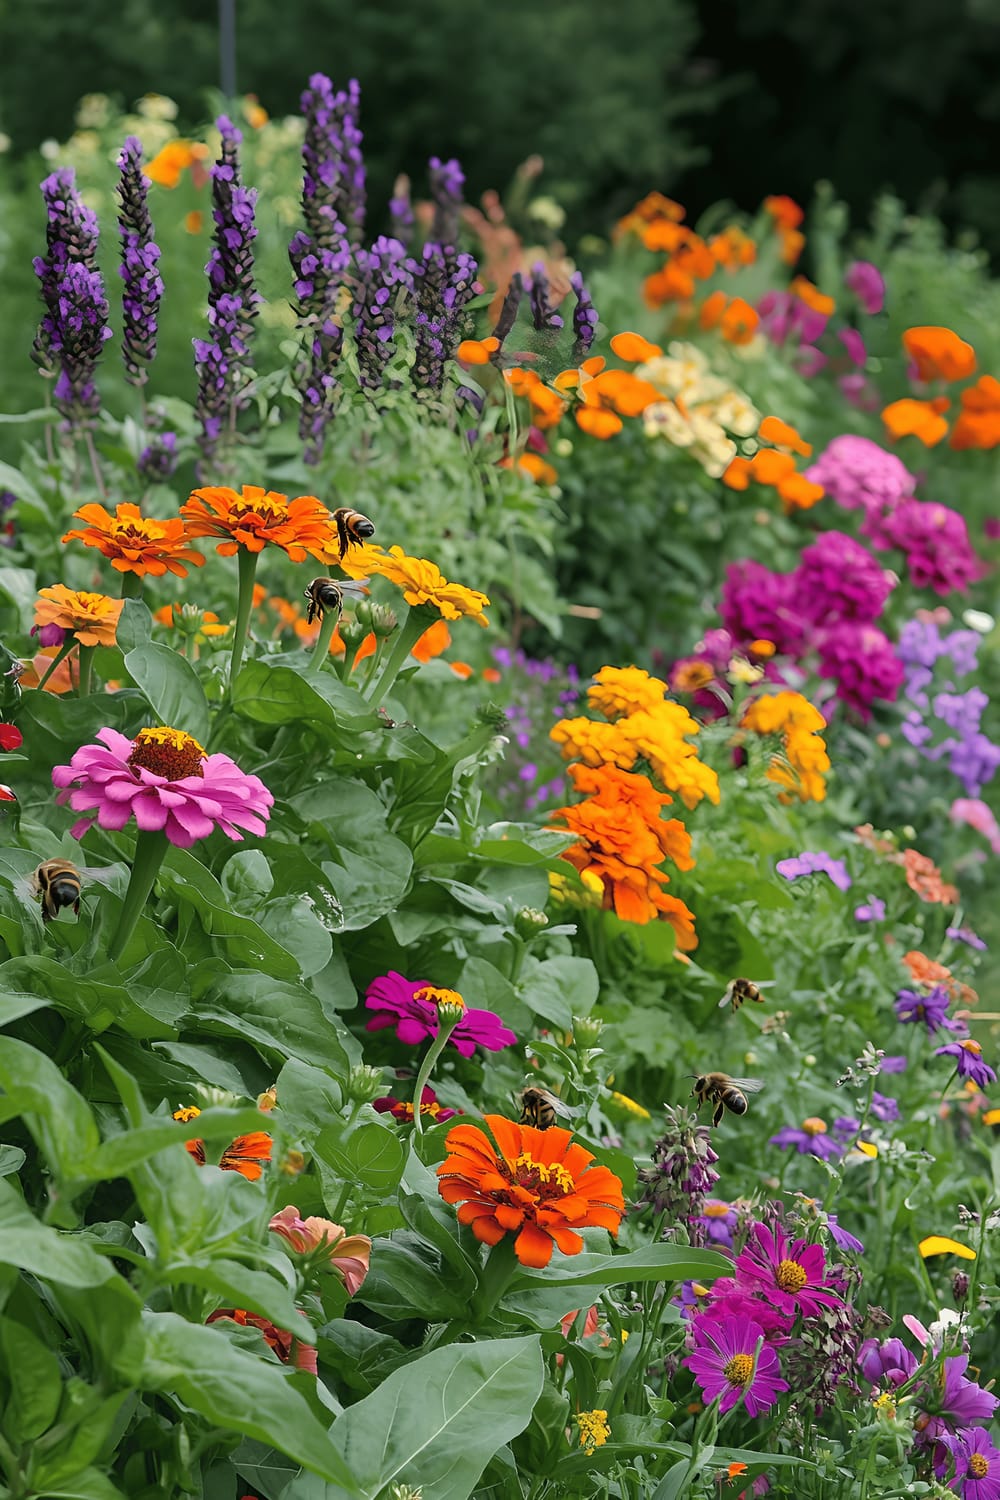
[
  {"xmin": 722, "ymin": 455, "xmax": 752, "ymax": 491},
  {"xmin": 790, "ymin": 276, "xmax": 835, "ymax": 317},
  {"xmin": 699, "ymin": 290, "xmax": 728, "ymax": 331},
  {"xmin": 576, "ymin": 407, "xmax": 623, "ymax": 439},
  {"xmin": 882, "ymin": 397, "xmax": 950, "ymax": 447},
  {"xmin": 63, "ymin": 502, "xmax": 206, "ymax": 579},
  {"xmin": 482, "ymin": 666, "xmax": 501, "ymax": 683},
  {"xmin": 644, "ymin": 262, "xmax": 695, "ymax": 307},
  {"xmin": 144, "ymin": 139, "xmax": 197, "ymax": 188},
  {"xmin": 34, "ymin": 585, "xmax": 123, "ymax": 648},
  {"xmin": 777, "ymin": 472, "xmax": 826, "ymax": 511},
  {"xmin": 412, "ymin": 619, "xmax": 451, "ymax": 662},
  {"xmin": 518, "ymin": 452, "xmax": 558, "ymax": 485},
  {"xmin": 641, "ymin": 219, "xmax": 690, "ymax": 253},
  {"xmin": 764, "ymin": 195, "xmax": 804, "ymax": 230},
  {"xmin": 759, "ymin": 415, "xmax": 811, "ymax": 457},
  {"xmin": 673, "ymin": 237, "xmax": 716, "ymax": 282},
  {"xmin": 457, "ymin": 336, "xmax": 500, "ymax": 365},
  {"xmin": 617, "ymin": 702, "xmax": 721, "ymax": 809},
  {"xmin": 588, "ymin": 664, "xmax": 666, "ymax": 720},
  {"xmin": 526, "ymin": 382, "xmax": 569, "ymax": 429},
  {"xmin": 632, "ymin": 191, "xmax": 686, "ymax": 224},
  {"xmin": 181, "ymin": 485, "xmax": 336, "ymax": 561},
  {"xmin": 902, "ymin": 950, "xmax": 953, "ymax": 989},
  {"xmin": 437, "ymin": 1115, "xmax": 625, "ymax": 1268},
  {"xmin": 709, "ymin": 225, "xmax": 756, "ymax": 268},
  {"xmin": 749, "ymin": 449, "xmax": 797, "ymax": 487},
  {"xmin": 610, "ymin": 331, "xmax": 664, "ymax": 363},
  {"xmin": 902, "ymin": 848, "xmax": 959, "ymax": 905},
  {"xmin": 450, "ymin": 661, "xmax": 474, "ymax": 679},
  {"xmin": 750, "ymin": 639, "xmax": 776, "ymax": 658},
  {"xmin": 720, "ymin": 297, "xmax": 759, "ymax": 345},
  {"xmin": 948, "ymin": 374, "xmax": 1000, "ymax": 450},
  {"xmin": 903, "ymin": 326, "xmax": 977, "ymax": 383}
]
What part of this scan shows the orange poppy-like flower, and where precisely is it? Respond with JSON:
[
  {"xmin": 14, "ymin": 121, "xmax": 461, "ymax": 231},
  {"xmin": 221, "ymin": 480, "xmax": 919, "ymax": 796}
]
[
  {"xmin": 610, "ymin": 331, "xmax": 663, "ymax": 363},
  {"xmin": 436, "ymin": 1114, "xmax": 625, "ymax": 1268},
  {"xmin": 63, "ymin": 502, "xmax": 206, "ymax": 579},
  {"xmin": 181, "ymin": 485, "xmax": 336, "ymax": 561},
  {"xmin": 758, "ymin": 415, "xmax": 811, "ymax": 458},
  {"xmin": 642, "ymin": 219, "xmax": 690, "ymax": 254},
  {"xmin": 720, "ymin": 298, "xmax": 759, "ymax": 345},
  {"xmin": 949, "ymin": 374, "xmax": 1000, "ymax": 450},
  {"xmin": 576, "ymin": 407, "xmax": 623, "ymax": 440},
  {"xmin": 902, "ymin": 950, "xmax": 953, "ymax": 989},
  {"xmin": 699, "ymin": 290, "xmax": 727, "ymax": 331},
  {"xmin": 751, "ymin": 449, "xmax": 797, "ymax": 486},
  {"xmin": 790, "ymin": 276, "xmax": 835, "ymax": 318},
  {"xmin": 34, "ymin": 586, "xmax": 123, "ymax": 648},
  {"xmin": 553, "ymin": 356, "xmax": 606, "ymax": 393},
  {"xmin": 902, "ymin": 848, "xmax": 958, "ymax": 905},
  {"xmin": 173, "ymin": 1106, "xmax": 273, "ymax": 1181},
  {"xmin": 450, "ymin": 661, "xmax": 474, "ymax": 679},
  {"xmin": 709, "ymin": 225, "xmax": 756, "ymax": 268},
  {"xmin": 902, "ymin": 326, "xmax": 977, "ymax": 383},
  {"xmin": 457, "ymin": 336, "xmax": 500, "ymax": 365},
  {"xmin": 412, "ymin": 618, "xmax": 451, "ymax": 662},
  {"xmin": 777, "ymin": 472, "xmax": 825, "ymax": 511},
  {"xmin": 882, "ymin": 397, "xmax": 950, "ymax": 447},
  {"xmin": 764, "ymin": 195, "xmax": 804, "ymax": 230},
  {"xmin": 144, "ymin": 139, "xmax": 198, "ymax": 188}
]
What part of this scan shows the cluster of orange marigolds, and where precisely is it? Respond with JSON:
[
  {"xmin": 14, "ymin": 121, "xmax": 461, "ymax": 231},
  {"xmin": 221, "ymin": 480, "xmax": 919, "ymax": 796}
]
[
  {"xmin": 545, "ymin": 667, "xmax": 830, "ymax": 946},
  {"xmin": 882, "ymin": 327, "xmax": 1000, "ymax": 450}
]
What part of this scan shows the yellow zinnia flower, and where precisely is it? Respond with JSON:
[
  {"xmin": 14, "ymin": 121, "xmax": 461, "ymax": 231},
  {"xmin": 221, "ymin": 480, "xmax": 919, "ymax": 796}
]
[{"xmin": 338, "ymin": 544, "xmax": 489, "ymax": 626}]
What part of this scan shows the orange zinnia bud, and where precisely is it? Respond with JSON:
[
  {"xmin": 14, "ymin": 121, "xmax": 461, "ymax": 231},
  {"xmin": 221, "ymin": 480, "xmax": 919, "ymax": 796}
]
[{"xmin": 759, "ymin": 415, "xmax": 811, "ymax": 457}]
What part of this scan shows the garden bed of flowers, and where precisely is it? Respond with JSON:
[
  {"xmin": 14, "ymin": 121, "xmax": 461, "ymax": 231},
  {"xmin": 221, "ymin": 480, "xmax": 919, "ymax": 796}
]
[{"xmin": 0, "ymin": 80, "xmax": 998, "ymax": 1500}]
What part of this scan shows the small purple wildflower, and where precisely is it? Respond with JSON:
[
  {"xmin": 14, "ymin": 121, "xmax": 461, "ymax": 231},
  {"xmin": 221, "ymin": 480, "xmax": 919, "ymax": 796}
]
[
  {"xmin": 880, "ymin": 1055, "xmax": 908, "ymax": 1073},
  {"xmin": 854, "ymin": 895, "xmax": 886, "ymax": 923},
  {"xmin": 870, "ymin": 1092, "xmax": 900, "ymax": 1123},
  {"xmin": 827, "ymin": 1216, "xmax": 865, "ymax": 1254},
  {"xmin": 769, "ymin": 1119, "xmax": 843, "ymax": 1160},
  {"xmin": 948, "ymin": 926, "xmax": 987, "ymax": 951},
  {"xmin": 858, "ymin": 1336, "xmax": 918, "ymax": 1387},
  {"xmin": 570, "ymin": 270, "xmax": 599, "ymax": 359},
  {"xmin": 48, "ymin": 261, "xmax": 113, "ymax": 429},
  {"xmin": 137, "ymin": 431, "xmax": 178, "ymax": 483},
  {"xmin": 934, "ymin": 1039, "xmax": 996, "ymax": 1088},
  {"xmin": 428, "ymin": 155, "xmax": 464, "ymax": 250},
  {"xmin": 895, "ymin": 984, "xmax": 955, "ymax": 1034},
  {"xmin": 776, "ymin": 850, "xmax": 852, "ymax": 892}
]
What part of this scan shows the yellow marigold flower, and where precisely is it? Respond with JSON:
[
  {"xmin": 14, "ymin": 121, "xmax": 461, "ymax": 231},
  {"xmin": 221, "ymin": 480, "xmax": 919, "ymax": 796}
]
[
  {"xmin": 742, "ymin": 690, "xmax": 826, "ymax": 736},
  {"xmin": 574, "ymin": 1409, "xmax": 611, "ymax": 1456},
  {"xmin": 744, "ymin": 692, "xmax": 830, "ymax": 804},
  {"xmin": 983, "ymin": 1108, "xmax": 1000, "ymax": 1126},
  {"xmin": 550, "ymin": 717, "xmax": 638, "ymax": 771},
  {"xmin": 587, "ymin": 665, "xmax": 667, "ymax": 720},
  {"xmin": 172, "ymin": 1105, "xmax": 202, "ymax": 1124},
  {"xmin": 618, "ymin": 704, "xmax": 721, "ymax": 808},
  {"xmin": 339, "ymin": 544, "xmax": 490, "ymax": 626},
  {"xmin": 919, "ymin": 1235, "xmax": 976, "ymax": 1260},
  {"xmin": 34, "ymin": 585, "xmax": 123, "ymax": 648}
]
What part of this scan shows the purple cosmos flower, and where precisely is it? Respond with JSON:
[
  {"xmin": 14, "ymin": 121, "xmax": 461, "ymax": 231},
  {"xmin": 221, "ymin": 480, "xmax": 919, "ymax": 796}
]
[
  {"xmin": 943, "ymin": 1426, "xmax": 1000, "ymax": 1499},
  {"xmin": 948, "ymin": 926, "xmax": 987, "ymax": 951},
  {"xmin": 116, "ymin": 136, "xmax": 163, "ymax": 387},
  {"xmin": 895, "ymin": 985, "xmax": 955, "ymax": 1033},
  {"xmin": 844, "ymin": 261, "xmax": 885, "ymax": 315},
  {"xmin": 858, "ymin": 1336, "xmax": 918, "ymax": 1387},
  {"xmin": 918, "ymin": 1355, "xmax": 1000, "ymax": 1443},
  {"xmin": 684, "ymin": 1315, "xmax": 789, "ymax": 1416},
  {"xmin": 690, "ymin": 1200, "xmax": 738, "ymax": 1249},
  {"xmin": 364, "ymin": 971, "xmax": 516, "ymax": 1057},
  {"xmin": 827, "ymin": 1216, "xmax": 865, "ymax": 1254},
  {"xmin": 734, "ymin": 1221, "xmax": 841, "ymax": 1318},
  {"xmin": 854, "ymin": 895, "xmax": 886, "ymax": 922},
  {"xmin": 934, "ymin": 1039, "xmax": 997, "ymax": 1088},
  {"xmin": 870, "ymin": 1092, "xmax": 900, "ymax": 1123},
  {"xmin": 776, "ymin": 851, "xmax": 852, "ymax": 892},
  {"xmin": 769, "ymin": 1118, "xmax": 843, "ymax": 1160}
]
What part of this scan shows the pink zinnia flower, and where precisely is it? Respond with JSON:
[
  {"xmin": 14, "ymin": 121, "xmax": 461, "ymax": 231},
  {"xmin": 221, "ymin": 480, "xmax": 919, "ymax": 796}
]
[
  {"xmin": 734, "ymin": 1222, "xmax": 841, "ymax": 1317},
  {"xmin": 365, "ymin": 971, "xmax": 516, "ymax": 1056},
  {"xmin": 844, "ymin": 260, "xmax": 885, "ymax": 316},
  {"xmin": 951, "ymin": 798, "xmax": 1000, "ymax": 854},
  {"xmin": 52, "ymin": 726, "xmax": 272, "ymax": 848},
  {"xmin": 684, "ymin": 1314, "xmax": 789, "ymax": 1416},
  {"xmin": 268, "ymin": 1207, "xmax": 372, "ymax": 1295}
]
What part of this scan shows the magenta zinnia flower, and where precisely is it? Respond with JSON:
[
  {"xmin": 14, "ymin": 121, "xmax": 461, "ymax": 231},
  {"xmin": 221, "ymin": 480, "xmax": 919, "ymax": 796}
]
[
  {"xmin": 52, "ymin": 726, "xmax": 273, "ymax": 848},
  {"xmin": 372, "ymin": 1085, "xmax": 459, "ymax": 1123},
  {"xmin": 734, "ymin": 1222, "xmax": 841, "ymax": 1318},
  {"xmin": 684, "ymin": 1314, "xmax": 789, "ymax": 1416},
  {"xmin": 365, "ymin": 971, "xmax": 516, "ymax": 1056}
]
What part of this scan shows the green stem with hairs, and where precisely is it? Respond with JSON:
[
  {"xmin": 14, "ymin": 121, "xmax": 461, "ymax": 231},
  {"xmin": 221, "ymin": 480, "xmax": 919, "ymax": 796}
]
[
  {"xmin": 306, "ymin": 607, "xmax": 341, "ymax": 676},
  {"xmin": 364, "ymin": 608, "xmax": 427, "ymax": 704},
  {"xmin": 76, "ymin": 644, "xmax": 95, "ymax": 697},
  {"xmin": 228, "ymin": 546, "xmax": 259, "ymax": 688},
  {"xmin": 411, "ymin": 1008, "xmax": 462, "ymax": 1136},
  {"xmin": 36, "ymin": 640, "xmax": 76, "ymax": 691},
  {"xmin": 107, "ymin": 828, "xmax": 169, "ymax": 964},
  {"xmin": 119, "ymin": 570, "xmax": 145, "ymax": 601}
]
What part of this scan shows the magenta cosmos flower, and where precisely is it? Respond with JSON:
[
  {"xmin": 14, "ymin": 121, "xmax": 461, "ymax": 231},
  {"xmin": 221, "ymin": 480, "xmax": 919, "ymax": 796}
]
[
  {"xmin": 365, "ymin": 971, "xmax": 516, "ymax": 1057},
  {"xmin": 53, "ymin": 726, "xmax": 273, "ymax": 848},
  {"xmin": 735, "ymin": 1222, "xmax": 841, "ymax": 1318},
  {"xmin": 684, "ymin": 1314, "xmax": 789, "ymax": 1416},
  {"xmin": 944, "ymin": 1426, "xmax": 1000, "ymax": 1499}
]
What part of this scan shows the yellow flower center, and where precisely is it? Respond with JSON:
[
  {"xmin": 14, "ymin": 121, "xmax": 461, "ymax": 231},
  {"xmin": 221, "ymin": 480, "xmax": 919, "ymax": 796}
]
[
  {"xmin": 230, "ymin": 496, "xmax": 288, "ymax": 528},
  {"xmin": 172, "ymin": 1105, "xmax": 201, "ymax": 1123},
  {"xmin": 415, "ymin": 985, "xmax": 466, "ymax": 1018},
  {"xmin": 775, "ymin": 1258, "xmax": 808, "ymax": 1293},
  {"xmin": 512, "ymin": 1151, "xmax": 574, "ymax": 1195},
  {"xmin": 723, "ymin": 1353, "xmax": 755, "ymax": 1387},
  {"xmin": 574, "ymin": 1410, "xmax": 610, "ymax": 1456},
  {"xmin": 704, "ymin": 1201, "xmax": 732, "ymax": 1217},
  {"xmin": 871, "ymin": 1391, "xmax": 896, "ymax": 1416},
  {"xmin": 802, "ymin": 1117, "xmax": 827, "ymax": 1135},
  {"xmin": 961, "ymin": 1040, "xmax": 982, "ymax": 1055},
  {"xmin": 129, "ymin": 726, "xmax": 206, "ymax": 780},
  {"xmin": 970, "ymin": 1454, "xmax": 990, "ymax": 1479}
]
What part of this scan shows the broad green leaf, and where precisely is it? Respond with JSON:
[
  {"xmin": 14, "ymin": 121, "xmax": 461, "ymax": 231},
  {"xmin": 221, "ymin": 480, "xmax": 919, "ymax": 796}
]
[
  {"xmin": 258, "ymin": 896, "xmax": 333, "ymax": 978},
  {"xmin": 518, "ymin": 954, "xmax": 599, "ymax": 1029},
  {"xmin": 650, "ymin": 1458, "xmax": 690, "ymax": 1500},
  {"xmin": 29, "ymin": 1468, "xmax": 127, "ymax": 1500},
  {"xmin": 0, "ymin": 565, "xmax": 37, "ymax": 631},
  {"xmin": 115, "ymin": 599, "xmax": 153, "ymax": 654},
  {"xmin": 233, "ymin": 660, "xmax": 377, "ymax": 733},
  {"xmin": 0, "ymin": 991, "xmax": 49, "ymax": 1028},
  {"xmin": 507, "ymin": 1244, "xmax": 730, "ymax": 1293},
  {"xmin": 0, "ymin": 955, "xmax": 183, "ymax": 1039},
  {"xmin": 194, "ymin": 973, "xmax": 351, "ymax": 1078},
  {"xmin": 221, "ymin": 848, "xmax": 274, "ymax": 903},
  {"xmin": 0, "ymin": 1037, "xmax": 99, "ymax": 1181},
  {"xmin": 158, "ymin": 850, "xmax": 301, "ymax": 978},
  {"xmin": 155, "ymin": 1258, "xmax": 309, "ymax": 1342},
  {"xmin": 140, "ymin": 1312, "xmax": 360, "ymax": 1492},
  {"xmin": 286, "ymin": 1335, "xmax": 544, "ymax": 1500},
  {"xmin": 289, "ymin": 779, "xmax": 413, "ymax": 931},
  {"xmin": 0, "ymin": 1146, "xmax": 25, "ymax": 1176},
  {"xmin": 0, "ymin": 1318, "xmax": 61, "ymax": 1440},
  {"xmin": 123, "ymin": 642, "xmax": 211, "ymax": 744},
  {"xmin": 353, "ymin": 1233, "xmax": 472, "ymax": 1322},
  {"xmin": 314, "ymin": 1119, "xmax": 405, "ymax": 1194},
  {"xmin": 0, "ymin": 1182, "xmax": 117, "ymax": 1288}
]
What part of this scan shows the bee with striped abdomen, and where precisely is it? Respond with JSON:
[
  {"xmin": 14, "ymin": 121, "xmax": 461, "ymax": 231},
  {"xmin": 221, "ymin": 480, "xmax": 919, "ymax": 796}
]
[
  {"xmin": 33, "ymin": 859, "xmax": 83, "ymax": 922},
  {"xmin": 303, "ymin": 576, "xmax": 370, "ymax": 626},
  {"xmin": 690, "ymin": 1072, "xmax": 764, "ymax": 1127},
  {"xmin": 518, "ymin": 1086, "xmax": 576, "ymax": 1131},
  {"xmin": 718, "ymin": 978, "xmax": 775, "ymax": 1013},
  {"xmin": 332, "ymin": 507, "xmax": 376, "ymax": 559}
]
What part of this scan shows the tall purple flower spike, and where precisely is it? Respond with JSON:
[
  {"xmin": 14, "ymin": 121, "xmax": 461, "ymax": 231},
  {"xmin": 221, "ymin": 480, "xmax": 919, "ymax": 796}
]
[{"xmin": 117, "ymin": 137, "xmax": 163, "ymax": 387}]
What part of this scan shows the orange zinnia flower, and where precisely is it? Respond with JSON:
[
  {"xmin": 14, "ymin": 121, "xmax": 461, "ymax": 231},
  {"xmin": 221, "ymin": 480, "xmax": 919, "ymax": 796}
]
[
  {"xmin": 34, "ymin": 585, "xmax": 123, "ymax": 648},
  {"xmin": 790, "ymin": 276, "xmax": 835, "ymax": 317},
  {"xmin": 436, "ymin": 1114, "xmax": 624, "ymax": 1268},
  {"xmin": 181, "ymin": 485, "xmax": 336, "ymax": 561},
  {"xmin": 411, "ymin": 618, "xmax": 451, "ymax": 662},
  {"xmin": 708, "ymin": 225, "xmax": 756, "ymax": 268},
  {"xmin": 902, "ymin": 950, "xmax": 953, "ymax": 989},
  {"xmin": 699, "ymin": 290, "xmax": 728, "ymax": 331},
  {"xmin": 644, "ymin": 262, "xmax": 695, "ymax": 307},
  {"xmin": 456, "ymin": 336, "xmax": 500, "ymax": 365},
  {"xmin": 949, "ymin": 374, "xmax": 1000, "ymax": 450},
  {"xmin": 882, "ymin": 397, "xmax": 950, "ymax": 447},
  {"xmin": 764, "ymin": 195, "xmax": 804, "ymax": 230},
  {"xmin": 610, "ymin": 331, "xmax": 663, "ymax": 363},
  {"xmin": 175, "ymin": 1105, "xmax": 273, "ymax": 1181},
  {"xmin": 63, "ymin": 502, "xmax": 206, "ymax": 579},
  {"xmin": 902, "ymin": 326, "xmax": 977, "ymax": 383},
  {"xmin": 144, "ymin": 139, "xmax": 198, "ymax": 189}
]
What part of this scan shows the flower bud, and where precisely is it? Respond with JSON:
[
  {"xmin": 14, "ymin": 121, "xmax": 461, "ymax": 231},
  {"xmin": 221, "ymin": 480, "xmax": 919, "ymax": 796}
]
[
  {"xmin": 952, "ymin": 1270, "xmax": 970, "ymax": 1302},
  {"xmin": 257, "ymin": 1085, "xmax": 278, "ymax": 1112},
  {"xmin": 571, "ymin": 1014, "xmax": 604, "ymax": 1047},
  {"xmin": 368, "ymin": 603, "xmax": 398, "ymax": 639},
  {"xmin": 339, "ymin": 614, "xmax": 369, "ymax": 648},
  {"xmin": 347, "ymin": 1063, "xmax": 385, "ymax": 1104},
  {"xmin": 515, "ymin": 906, "xmax": 549, "ymax": 940}
]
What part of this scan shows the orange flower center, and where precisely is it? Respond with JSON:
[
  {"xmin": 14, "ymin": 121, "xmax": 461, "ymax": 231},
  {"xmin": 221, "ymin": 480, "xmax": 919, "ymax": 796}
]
[
  {"xmin": 230, "ymin": 496, "xmax": 289, "ymax": 529},
  {"xmin": 723, "ymin": 1353, "xmax": 754, "ymax": 1387},
  {"xmin": 961, "ymin": 1040, "xmax": 982, "ymax": 1055},
  {"xmin": 802, "ymin": 1117, "xmax": 827, "ymax": 1136},
  {"xmin": 775, "ymin": 1258, "xmax": 808, "ymax": 1293},
  {"xmin": 704, "ymin": 1202, "xmax": 731, "ymax": 1217},
  {"xmin": 970, "ymin": 1455, "xmax": 990, "ymax": 1479},
  {"xmin": 172, "ymin": 1105, "xmax": 201, "ymax": 1123},
  {"xmin": 415, "ymin": 985, "xmax": 466, "ymax": 1015},
  {"xmin": 129, "ymin": 726, "xmax": 207, "ymax": 780},
  {"xmin": 511, "ymin": 1150, "xmax": 575, "ymax": 1197}
]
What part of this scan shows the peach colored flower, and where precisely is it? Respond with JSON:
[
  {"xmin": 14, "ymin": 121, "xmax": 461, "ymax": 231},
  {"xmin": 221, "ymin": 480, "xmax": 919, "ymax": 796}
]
[{"xmin": 268, "ymin": 1207, "xmax": 372, "ymax": 1295}]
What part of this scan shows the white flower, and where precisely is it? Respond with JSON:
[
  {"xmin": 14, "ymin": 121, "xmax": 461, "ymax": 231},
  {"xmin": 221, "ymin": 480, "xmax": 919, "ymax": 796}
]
[{"xmin": 962, "ymin": 609, "xmax": 995, "ymax": 634}]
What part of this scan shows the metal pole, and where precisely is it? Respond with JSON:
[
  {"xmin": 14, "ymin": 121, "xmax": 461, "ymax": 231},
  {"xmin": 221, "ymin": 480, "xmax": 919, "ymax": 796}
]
[{"xmin": 219, "ymin": 0, "xmax": 237, "ymax": 98}]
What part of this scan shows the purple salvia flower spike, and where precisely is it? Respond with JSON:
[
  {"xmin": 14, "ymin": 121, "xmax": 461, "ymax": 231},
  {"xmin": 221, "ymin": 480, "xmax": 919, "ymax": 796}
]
[
  {"xmin": 528, "ymin": 261, "xmax": 563, "ymax": 331},
  {"xmin": 491, "ymin": 272, "xmax": 524, "ymax": 346},
  {"xmin": 412, "ymin": 243, "xmax": 479, "ymax": 394},
  {"xmin": 570, "ymin": 270, "xmax": 598, "ymax": 360},
  {"xmin": 389, "ymin": 173, "xmax": 415, "ymax": 250},
  {"xmin": 117, "ymin": 136, "xmax": 163, "ymax": 387},
  {"xmin": 428, "ymin": 155, "xmax": 465, "ymax": 250},
  {"xmin": 46, "ymin": 260, "xmax": 113, "ymax": 430},
  {"xmin": 33, "ymin": 167, "xmax": 100, "ymax": 377},
  {"xmin": 352, "ymin": 235, "xmax": 416, "ymax": 392}
]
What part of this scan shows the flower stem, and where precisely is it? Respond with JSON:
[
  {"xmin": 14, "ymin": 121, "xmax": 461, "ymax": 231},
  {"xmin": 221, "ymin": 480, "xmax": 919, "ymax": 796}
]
[
  {"xmin": 411, "ymin": 1011, "xmax": 461, "ymax": 1136},
  {"xmin": 119, "ymin": 570, "xmax": 145, "ymax": 601},
  {"xmin": 36, "ymin": 640, "xmax": 76, "ymax": 691},
  {"xmin": 107, "ymin": 828, "xmax": 169, "ymax": 964},
  {"xmin": 364, "ymin": 608, "xmax": 426, "ymax": 704},
  {"xmin": 306, "ymin": 608, "xmax": 340, "ymax": 676},
  {"xmin": 228, "ymin": 546, "xmax": 259, "ymax": 688},
  {"xmin": 76, "ymin": 644, "xmax": 95, "ymax": 697}
]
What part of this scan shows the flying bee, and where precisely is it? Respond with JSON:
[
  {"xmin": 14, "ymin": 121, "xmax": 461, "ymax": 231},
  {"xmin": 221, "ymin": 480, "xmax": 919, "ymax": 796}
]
[
  {"xmin": 518, "ymin": 1086, "xmax": 577, "ymax": 1131},
  {"xmin": 32, "ymin": 859, "xmax": 83, "ymax": 922},
  {"xmin": 718, "ymin": 978, "xmax": 776, "ymax": 1013},
  {"xmin": 690, "ymin": 1072, "xmax": 764, "ymax": 1127},
  {"xmin": 303, "ymin": 576, "xmax": 370, "ymax": 626},
  {"xmin": 331, "ymin": 507, "xmax": 376, "ymax": 559}
]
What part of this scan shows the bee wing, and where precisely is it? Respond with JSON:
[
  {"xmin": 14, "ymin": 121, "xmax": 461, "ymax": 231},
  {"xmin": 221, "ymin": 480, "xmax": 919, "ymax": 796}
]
[
  {"xmin": 338, "ymin": 578, "xmax": 371, "ymax": 600},
  {"xmin": 78, "ymin": 866, "xmax": 121, "ymax": 890},
  {"xmin": 728, "ymin": 1077, "xmax": 764, "ymax": 1094},
  {"xmin": 717, "ymin": 982, "xmax": 736, "ymax": 1010}
]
